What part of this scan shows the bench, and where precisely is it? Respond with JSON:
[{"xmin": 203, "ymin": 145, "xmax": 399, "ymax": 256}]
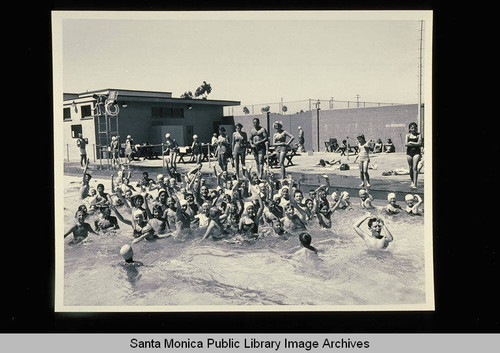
[
  {"xmin": 337, "ymin": 145, "xmax": 359, "ymax": 156},
  {"xmin": 265, "ymin": 146, "xmax": 300, "ymax": 168}
]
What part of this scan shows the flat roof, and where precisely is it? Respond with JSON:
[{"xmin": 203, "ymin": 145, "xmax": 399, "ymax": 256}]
[{"xmin": 63, "ymin": 88, "xmax": 240, "ymax": 106}]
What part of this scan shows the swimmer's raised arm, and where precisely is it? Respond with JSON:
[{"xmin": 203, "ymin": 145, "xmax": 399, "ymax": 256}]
[
  {"xmin": 110, "ymin": 204, "xmax": 133, "ymax": 227},
  {"xmin": 353, "ymin": 214, "xmax": 371, "ymax": 239},
  {"xmin": 414, "ymin": 194, "xmax": 423, "ymax": 208},
  {"xmin": 377, "ymin": 218, "xmax": 394, "ymax": 242},
  {"xmin": 142, "ymin": 193, "xmax": 153, "ymax": 220}
]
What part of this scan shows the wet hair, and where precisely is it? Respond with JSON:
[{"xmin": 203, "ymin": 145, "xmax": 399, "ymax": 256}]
[
  {"xmin": 219, "ymin": 126, "xmax": 226, "ymax": 132},
  {"xmin": 356, "ymin": 134, "xmax": 365, "ymax": 141},
  {"xmin": 235, "ymin": 123, "xmax": 243, "ymax": 128},
  {"xmin": 367, "ymin": 217, "xmax": 380, "ymax": 228},
  {"xmin": 299, "ymin": 232, "xmax": 318, "ymax": 254}
]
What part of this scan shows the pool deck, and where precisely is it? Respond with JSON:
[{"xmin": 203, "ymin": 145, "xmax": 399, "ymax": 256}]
[{"xmin": 63, "ymin": 151, "xmax": 425, "ymax": 200}]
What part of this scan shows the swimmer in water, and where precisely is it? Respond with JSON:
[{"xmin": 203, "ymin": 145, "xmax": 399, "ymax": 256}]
[
  {"xmin": 353, "ymin": 213, "xmax": 394, "ymax": 250},
  {"xmin": 64, "ymin": 209, "xmax": 97, "ymax": 244},
  {"xmin": 280, "ymin": 203, "xmax": 307, "ymax": 234},
  {"xmin": 359, "ymin": 188, "xmax": 374, "ymax": 209},
  {"xmin": 94, "ymin": 206, "xmax": 119, "ymax": 231},
  {"xmin": 385, "ymin": 192, "xmax": 402, "ymax": 215},
  {"xmin": 202, "ymin": 207, "xmax": 230, "ymax": 240},
  {"xmin": 238, "ymin": 194, "xmax": 264, "ymax": 238},
  {"xmin": 120, "ymin": 244, "xmax": 143, "ymax": 266},
  {"xmin": 293, "ymin": 232, "xmax": 321, "ymax": 260},
  {"xmin": 405, "ymin": 194, "xmax": 423, "ymax": 215}
]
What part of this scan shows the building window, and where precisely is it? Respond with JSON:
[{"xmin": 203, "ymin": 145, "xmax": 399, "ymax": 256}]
[
  {"xmin": 71, "ymin": 124, "xmax": 83, "ymax": 138},
  {"xmin": 152, "ymin": 106, "xmax": 184, "ymax": 119},
  {"xmin": 81, "ymin": 105, "xmax": 92, "ymax": 119},
  {"xmin": 63, "ymin": 107, "xmax": 71, "ymax": 121}
]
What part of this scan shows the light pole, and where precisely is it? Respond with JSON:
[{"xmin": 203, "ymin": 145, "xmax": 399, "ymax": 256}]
[{"xmin": 315, "ymin": 100, "xmax": 321, "ymax": 152}]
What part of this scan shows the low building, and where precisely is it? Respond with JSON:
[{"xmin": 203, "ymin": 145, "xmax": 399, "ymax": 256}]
[{"xmin": 62, "ymin": 88, "xmax": 240, "ymax": 161}]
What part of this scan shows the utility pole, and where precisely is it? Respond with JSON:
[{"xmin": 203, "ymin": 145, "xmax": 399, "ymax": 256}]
[
  {"xmin": 417, "ymin": 20, "xmax": 424, "ymax": 135},
  {"xmin": 356, "ymin": 94, "xmax": 360, "ymax": 108},
  {"xmin": 315, "ymin": 100, "xmax": 321, "ymax": 152}
]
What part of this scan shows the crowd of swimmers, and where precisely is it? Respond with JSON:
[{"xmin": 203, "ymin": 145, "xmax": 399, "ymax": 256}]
[{"xmin": 65, "ymin": 121, "xmax": 424, "ymax": 263}]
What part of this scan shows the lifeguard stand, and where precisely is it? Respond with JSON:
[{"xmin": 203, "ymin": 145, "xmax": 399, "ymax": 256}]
[{"xmin": 95, "ymin": 90, "xmax": 120, "ymax": 170}]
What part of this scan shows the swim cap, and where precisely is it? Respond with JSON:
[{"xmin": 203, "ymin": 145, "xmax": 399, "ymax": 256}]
[
  {"xmin": 244, "ymin": 202, "xmax": 254, "ymax": 210},
  {"xmin": 165, "ymin": 133, "xmax": 171, "ymax": 138},
  {"xmin": 331, "ymin": 191, "xmax": 339, "ymax": 200},
  {"xmin": 341, "ymin": 191, "xmax": 350, "ymax": 199},
  {"xmin": 127, "ymin": 135, "xmax": 131, "ymax": 139},
  {"xmin": 156, "ymin": 174, "xmax": 164, "ymax": 181},
  {"xmin": 120, "ymin": 244, "xmax": 133, "ymax": 261},
  {"xmin": 359, "ymin": 189, "xmax": 367, "ymax": 196},
  {"xmin": 387, "ymin": 192, "xmax": 396, "ymax": 201},
  {"xmin": 193, "ymin": 134, "xmax": 198, "ymax": 139},
  {"xmin": 405, "ymin": 194, "xmax": 414, "ymax": 202},
  {"xmin": 158, "ymin": 189, "xmax": 167, "ymax": 195},
  {"xmin": 111, "ymin": 136, "xmax": 116, "ymax": 141}
]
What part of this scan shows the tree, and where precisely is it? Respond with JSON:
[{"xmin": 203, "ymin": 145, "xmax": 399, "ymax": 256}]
[
  {"xmin": 194, "ymin": 81, "xmax": 212, "ymax": 100},
  {"xmin": 261, "ymin": 106, "xmax": 270, "ymax": 113},
  {"xmin": 243, "ymin": 106, "xmax": 250, "ymax": 115},
  {"xmin": 282, "ymin": 105, "xmax": 288, "ymax": 114},
  {"xmin": 180, "ymin": 91, "xmax": 194, "ymax": 99}
]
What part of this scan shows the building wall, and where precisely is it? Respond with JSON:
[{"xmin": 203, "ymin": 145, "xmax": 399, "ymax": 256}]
[
  {"xmin": 233, "ymin": 104, "xmax": 419, "ymax": 152},
  {"xmin": 63, "ymin": 100, "xmax": 226, "ymax": 161}
]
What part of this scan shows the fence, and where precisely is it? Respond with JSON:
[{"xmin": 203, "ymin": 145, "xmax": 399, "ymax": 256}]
[{"xmin": 224, "ymin": 98, "xmax": 404, "ymax": 116}]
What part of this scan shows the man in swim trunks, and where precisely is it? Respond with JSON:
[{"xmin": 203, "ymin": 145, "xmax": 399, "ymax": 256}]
[
  {"xmin": 249, "ymin": 118, "xmax": 269, "ymax": 178},
  {"xmin": 353, "ymin": 214, "xmax": 394, "ymax": 250}
]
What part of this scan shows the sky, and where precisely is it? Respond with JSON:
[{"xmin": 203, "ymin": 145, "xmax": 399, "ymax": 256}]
[{"xmin": 59, "ymin": 11, "xmax": 431, "ymax": 106}]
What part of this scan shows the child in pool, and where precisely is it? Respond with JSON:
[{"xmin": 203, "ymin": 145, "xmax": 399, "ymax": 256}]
[
  {"xmin": 64, "ymin": 209, "xmax": 97, "ymax": 244},
  {"xmin": 280, "ymin": 203, "xmax": 307, "ymax": 234},
  {"xmin": 120, "ymin": 244, "xmax": 143, "ymax": 266},
  {"xmin": 385, "ymin": 193, "xmax": 402, "ymax": 215},
  {"xmin": 202, "ymin": 207, "xmax": 230, "ymax": 240},
  {"xmin": 314, "ymin": 190, "xmax": 342, "ymax": 229},
  {"xmin": 238, "ymin": 195, "xmax": 264, "ymax": 238},
  {"xmin": 293, "ymin": 232, "xmax": 321, "ymax": 261},
  {"xmin": 353, "ymin": 213, "xmax": 394, "ymax": 250},
  {"xmin": 359, "ymin": 189, "xmax": 374, "ymax": 209},
  {"xmin": 193, "ymin": 202, "xmax": 211, "ymax": 229},
  {"xmin": 94, "ymin": 206, "xmax": 120, "ymax": 231},
  {"xmin": 405, "ymin": 194, "xmax": 423, "ymax": 215}
]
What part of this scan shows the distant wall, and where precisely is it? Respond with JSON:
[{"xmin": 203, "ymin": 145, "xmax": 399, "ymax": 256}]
[{"xmin": 233, "ymin": 104, "xmax": 419, "ymax": 152}]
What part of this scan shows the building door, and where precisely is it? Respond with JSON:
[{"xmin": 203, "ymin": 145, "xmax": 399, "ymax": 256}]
[{"xmin": 185, "ymin": 125, "xmax": 194, "ymax": 146}]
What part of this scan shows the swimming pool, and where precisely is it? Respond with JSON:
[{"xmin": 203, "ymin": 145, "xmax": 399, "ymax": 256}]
[{"xmin": 60, "ymin": 175, "xmax": 428, "ymax": 309}]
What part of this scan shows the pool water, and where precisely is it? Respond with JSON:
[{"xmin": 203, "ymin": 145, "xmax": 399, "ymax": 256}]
[{"xmin": 61, "ymin": 176, "xmax": 427, "ymax": 308}]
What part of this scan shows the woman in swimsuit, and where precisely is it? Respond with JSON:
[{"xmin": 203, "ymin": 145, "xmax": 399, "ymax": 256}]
[
  {"xmin": 216, "ymin": 126, "xmax": 231, "ymax": 172},
  {"xmin": 272, "ymin": 121, "xmax": 295, "ymax": 180},
  {"xmin": 238, "ymin": 195, "xmax": 264, "ymax": 238},
  {"xmin": 232, "ymin": 123, "xmax": 248, "ymax": 179},
  {"xmin": 405, "ymin": 122, "xmax": 423, "ymax": 189},
  {"xmin": 356, "ymin": 134, "xmax": 373, "ymax": 188}
]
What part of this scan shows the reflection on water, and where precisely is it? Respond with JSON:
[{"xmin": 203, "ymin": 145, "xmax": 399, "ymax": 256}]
[{"xmin": 62, "ymin": 177, "xmax": 426, "ymax": 307}]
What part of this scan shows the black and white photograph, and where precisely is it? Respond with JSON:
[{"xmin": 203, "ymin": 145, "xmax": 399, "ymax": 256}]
[{"xmin": 52, "ymin": 10, "xmax": 434, "ymax": 311}]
